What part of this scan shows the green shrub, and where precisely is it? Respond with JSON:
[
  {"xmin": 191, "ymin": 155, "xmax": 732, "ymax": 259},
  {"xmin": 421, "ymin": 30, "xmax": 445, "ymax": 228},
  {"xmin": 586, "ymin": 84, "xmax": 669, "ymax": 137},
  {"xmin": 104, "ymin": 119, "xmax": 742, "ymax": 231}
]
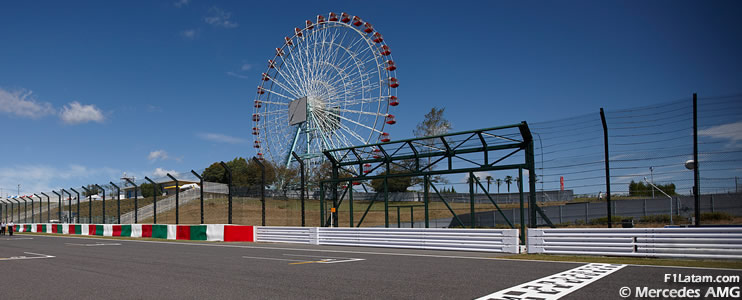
[
  {"xmin": 640, "ymin": 214, "xmax": 671, "ymax": 223},
  {"xmin": 589, "ymin": 216, "xmax": 632, "ymax": 225},
  {"xmin": 701, "ymin": 212, "xmax": 734, "ymax": 221}
]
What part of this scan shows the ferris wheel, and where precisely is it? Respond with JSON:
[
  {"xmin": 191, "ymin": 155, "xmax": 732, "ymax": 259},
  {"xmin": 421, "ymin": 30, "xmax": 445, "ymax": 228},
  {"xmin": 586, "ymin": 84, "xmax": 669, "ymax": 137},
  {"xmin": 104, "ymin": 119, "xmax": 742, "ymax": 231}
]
[{"xmin": 252, "ymin": 12, "xmax": 399, "ymax": 169}]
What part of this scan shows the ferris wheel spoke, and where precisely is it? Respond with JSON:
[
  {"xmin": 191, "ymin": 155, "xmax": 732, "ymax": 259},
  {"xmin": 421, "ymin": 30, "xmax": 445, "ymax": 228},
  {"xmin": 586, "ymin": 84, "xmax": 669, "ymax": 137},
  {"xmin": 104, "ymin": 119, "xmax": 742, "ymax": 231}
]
[
  {"xmin": 332, "ymin": 107, "xmax": 387, "ymax": 117},
  {"xmin": 262, "ymin": 88, "xmax": 296, "ymax": 101},
  {"xmin": 318, "ymin": 108, "xmax": 383, "ymax": 134},
  {"xmin": 260, "ymin": 100, "xmax": 290, "ymax": 106}
]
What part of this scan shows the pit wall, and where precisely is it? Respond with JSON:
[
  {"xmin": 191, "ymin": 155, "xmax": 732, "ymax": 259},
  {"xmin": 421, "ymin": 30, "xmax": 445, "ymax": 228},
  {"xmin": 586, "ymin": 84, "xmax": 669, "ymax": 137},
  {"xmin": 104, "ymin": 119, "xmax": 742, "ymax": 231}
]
[{"xmin": 12, "ymin": 223, "xmax": 254, "ymax": 242}]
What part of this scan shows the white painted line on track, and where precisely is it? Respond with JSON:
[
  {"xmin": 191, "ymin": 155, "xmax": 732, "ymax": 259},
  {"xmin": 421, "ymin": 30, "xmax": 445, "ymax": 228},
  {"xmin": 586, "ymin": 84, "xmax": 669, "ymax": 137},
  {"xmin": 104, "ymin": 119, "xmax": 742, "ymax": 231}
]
[
  {"xmin": 283, "ymin": 254, "xmax": 365, "ymax": 264},
  {"xmin": 242, "ymin": 256, "xmax": 307, "ymax": 262},
  {"xmin": 65, "ymin": 242, "xmax": 121, "ymax": 247},
  {"xmin": 0, "ymin": 237, "xmax": 33, "ymax": 240},
  {"xmin": 475, "ymin": 263, "xmax": 626, "ymax": 300},
  {"xmin": 0, "ymin": 252, "xmax": 55, "ymax": 261}
]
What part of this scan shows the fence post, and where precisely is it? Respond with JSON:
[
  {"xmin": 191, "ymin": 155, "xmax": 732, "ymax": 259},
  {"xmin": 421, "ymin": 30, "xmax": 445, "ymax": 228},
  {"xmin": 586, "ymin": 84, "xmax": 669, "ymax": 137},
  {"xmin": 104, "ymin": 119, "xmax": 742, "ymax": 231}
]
[
  {"xmin": 252, "ymin": 157, "xmax": 266, "ymax": 226},
  {"xmin": 124, "ymin": 179, "xmax": 138, "ymax": 223},
  {"xmin": 190, "ymin": 170, "xmax": 203, "ymax": 224},
  {"xmin": 62, "ymin": 189, "xmax": 71, "ymax": 222},
  {"xmin": 80, "ymin": 186, "xmax": 92, "ymax": 223},
  {"xmin": 643, "ymin": 199, "xmax": 647, "ymax": 217},
  {"xmin": 35, "ymin": 194, "xmax": 41, "ymax": 223},
  {"xmin": 693, "ymin": 93, "xmax": 700, "ymax": 226},
  {"xmin": 70, "ymin": 188, "xmax": 80, "ymax": 223},
  {"xmin": 95, "ymin": 184, "xmax": 105, "ymax": 224},
  {"xmin": 710, "ymin": 195, "xmax": 714, "ymax": 213},
  {"xmin": 585, "ymin": 202, "xmax": 589, "ymax": 224},
  {"xmin": 110, "ymin": 182, "xmax": 120, "ymax": 224},
  {"xmin": 291, "ymin": 152, "xmax": 306, "ymax": 227},
  {"xmin": 166, "ymin": 173, "xmax": 179, "ymax": 225},
  {"xmin": 219, "ymin": 162, "xmax": 233, "ymax": 224},
  {"xmin": 600, "ymin": 108, "xmax": 612, "ymax": 227},
  {"xmin": 424, "ymin": 175, "xmax": 429, "ymax": 228},
  {"xmin": 559, "ymin": 205, "xmax": 563, "ymax": 224},
  {"xmin": 144, "ymin": 177, "xmax": 158, "ymax": 224}
]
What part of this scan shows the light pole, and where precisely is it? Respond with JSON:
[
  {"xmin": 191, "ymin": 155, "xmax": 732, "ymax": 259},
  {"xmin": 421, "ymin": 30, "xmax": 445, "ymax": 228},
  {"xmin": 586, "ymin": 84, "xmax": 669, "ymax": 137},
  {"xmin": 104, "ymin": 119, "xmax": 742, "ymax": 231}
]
[
  {"xmin": 649, "ymin": 166, "xmax": 655, "ymax": 199},
  {"xmin": 644, "ymin": 177, "xmax": 673, "ymax": 225}
]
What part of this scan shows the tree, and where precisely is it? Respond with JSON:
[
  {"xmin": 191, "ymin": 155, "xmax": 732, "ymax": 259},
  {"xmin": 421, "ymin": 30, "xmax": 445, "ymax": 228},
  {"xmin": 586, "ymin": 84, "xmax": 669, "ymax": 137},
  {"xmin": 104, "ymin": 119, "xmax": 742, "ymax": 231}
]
[
  {"xmin": 370, "ymin": 165, "xmax": 413, "ymax": 192},
  {"xmin": 273, "ymin": 164, "xmax": 299, "ymax": 197},
  {"xmin": 202, "ymin": 157, "xmax": 277, "ymax": 188},
  {"xmin": 504, "ymin": 176, "xmax": 513, "ymax": 201},
  {"xmin": 139, "ymin": 182, "xmax": 158, "ymax": 198},
  {"xmin": 485, "ymin": 176, "xmax": 493, "ymax": 193},
  {"xmin": 413, "ymin": 107, "xmax": 451, "ymax": 190},
  {"xmin": 629, "ymin": 180, "xmax": 676, "ymax": 197},
  {"xmin": 83, "ymin": 184, "xmax": 100, "ymax": 197},
  {"xmin": 495, "ymin": 178, "xmax": 502, "ymax": 194}
]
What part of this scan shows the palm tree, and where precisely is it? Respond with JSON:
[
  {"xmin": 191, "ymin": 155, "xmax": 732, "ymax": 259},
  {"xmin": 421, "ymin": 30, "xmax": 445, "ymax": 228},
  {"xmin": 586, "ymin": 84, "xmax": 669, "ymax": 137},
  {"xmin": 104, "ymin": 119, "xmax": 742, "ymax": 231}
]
[
  {"xmin": 515, "ymin": 176, "xmax": 521, "ymax": 192},
  {"xmin": 504, "ymin": 176, "xmax": 513, "ymax": 202},
  {"xmin": 485, "ymin": 176, "xmax": 493, "ymax": 193},
  {"xmin": 495, "ymin": 178, "xmax": 502, "ymax": 194}
]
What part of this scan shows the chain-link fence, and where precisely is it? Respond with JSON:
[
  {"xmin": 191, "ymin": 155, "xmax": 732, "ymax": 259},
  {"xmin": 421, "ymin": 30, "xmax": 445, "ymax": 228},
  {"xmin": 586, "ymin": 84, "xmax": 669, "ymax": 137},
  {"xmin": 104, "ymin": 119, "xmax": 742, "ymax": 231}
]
[{"xmin": 1, "ymin": 94, "xmax": 739, "ymax": 228}]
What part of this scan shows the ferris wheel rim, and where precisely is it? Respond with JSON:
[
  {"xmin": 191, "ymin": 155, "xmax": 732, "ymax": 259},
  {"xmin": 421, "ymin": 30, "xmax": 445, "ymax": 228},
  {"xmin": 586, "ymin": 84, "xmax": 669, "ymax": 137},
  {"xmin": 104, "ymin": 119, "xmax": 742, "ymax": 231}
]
[{"xmin": 253, "ymin": 12, "xmax": 399, "ymax": 165}]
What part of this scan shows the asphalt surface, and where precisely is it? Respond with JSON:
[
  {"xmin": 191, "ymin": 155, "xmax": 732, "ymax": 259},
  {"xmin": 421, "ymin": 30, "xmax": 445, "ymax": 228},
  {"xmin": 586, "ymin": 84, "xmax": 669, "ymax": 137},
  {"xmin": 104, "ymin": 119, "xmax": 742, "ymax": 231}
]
[{"xmin": 1, "ymin": 234, "xmax": 740, "ymax": 299}]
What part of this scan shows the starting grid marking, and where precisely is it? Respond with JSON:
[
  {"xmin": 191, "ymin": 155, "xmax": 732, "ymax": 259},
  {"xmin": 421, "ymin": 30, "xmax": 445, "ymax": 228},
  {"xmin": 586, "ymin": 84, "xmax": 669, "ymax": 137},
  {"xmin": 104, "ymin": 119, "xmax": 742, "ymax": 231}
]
[
  {"xmin": 476, "ymin": 263, "xmax": 626, "ymax": 300},
  {"xmin": 0, "ymin": 252, "xmax": 55, "ymax": 261},
  {"xmin": 243, "ymin": 254, "xmax": 365, "ymax": 265}
]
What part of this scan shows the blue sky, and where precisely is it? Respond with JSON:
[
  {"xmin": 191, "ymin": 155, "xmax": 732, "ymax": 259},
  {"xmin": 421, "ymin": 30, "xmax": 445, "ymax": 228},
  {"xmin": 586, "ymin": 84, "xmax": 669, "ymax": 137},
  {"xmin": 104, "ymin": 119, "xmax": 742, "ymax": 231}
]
[{"xmin": 1, "ymin": 0, "xmax": 741, "ymax": 197}]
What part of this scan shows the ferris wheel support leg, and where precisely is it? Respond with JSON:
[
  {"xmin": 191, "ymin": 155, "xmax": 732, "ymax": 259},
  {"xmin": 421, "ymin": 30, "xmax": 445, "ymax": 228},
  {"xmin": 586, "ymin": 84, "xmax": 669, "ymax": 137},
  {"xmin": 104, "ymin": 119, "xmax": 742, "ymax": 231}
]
[{"xmin": 285, "ymin": 126, "xmax": 302, "ymax": 168}]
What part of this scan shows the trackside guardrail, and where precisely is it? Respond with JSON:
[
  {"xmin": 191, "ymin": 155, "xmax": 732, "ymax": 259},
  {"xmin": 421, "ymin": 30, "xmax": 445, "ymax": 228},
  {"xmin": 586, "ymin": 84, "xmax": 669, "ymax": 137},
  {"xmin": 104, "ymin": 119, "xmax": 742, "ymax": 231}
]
[
  {"xmin": 255, "ymin": 227, "xmax": 519, "ymax": 253},
  {"xmin": 527, "ymin": 228, "xmax": 742, "ymax": 259},
  {"xmin": 255, "ymin": 226, "xmax": 317, "ymax": 244}
]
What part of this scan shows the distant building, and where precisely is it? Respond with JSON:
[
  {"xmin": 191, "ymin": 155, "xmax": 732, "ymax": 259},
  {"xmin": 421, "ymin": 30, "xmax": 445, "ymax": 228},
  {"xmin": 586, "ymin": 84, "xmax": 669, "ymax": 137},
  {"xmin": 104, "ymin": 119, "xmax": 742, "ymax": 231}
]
[{"xmin": 121, "ymin": 180, "xmax": 199, "ymax": 199}]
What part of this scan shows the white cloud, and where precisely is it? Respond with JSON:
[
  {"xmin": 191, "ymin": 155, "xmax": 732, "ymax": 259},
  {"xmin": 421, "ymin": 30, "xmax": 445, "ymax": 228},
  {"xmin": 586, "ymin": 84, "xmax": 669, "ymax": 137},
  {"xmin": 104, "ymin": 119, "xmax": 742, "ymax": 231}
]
[
  {"xmin": 154, "ymin": 168, "xmax": 178, "ymax": 178},
  {"xmin": 174, "ymin": 0, "xmax": 189, "ymax": 8},
  {"xmin": 59, "ymin": 101, "xmax": 104, "ymax": 124},
  {"xmin": 0, "ymin": 88, "xmax": 55, "ymax": 119},
  {"xmin": 241, "ymin": 63, "xmax": 252, "ymax": 71},
  {"xmin": 204, "ymin": 7, "xmax": 238, "ymax": 28},
  {"xmin": 148, "ymin": 150, "xmax": 170, "ymax": 161},
  {"xmin": 0, "ymin": 164, "xmax": 120, "ymax": 196},
  {"xmin": 180, "ymin": 29, "xmax": 198, "ymax": 40},
  {"xmin": 197, "ymin": 132, "xmax": 246, "ymax": 144},
  {"xmin": 699, "ymin": 121, "xmax": 742, "ymax": 146},
  {"xmin": 226, "ymin": 71, "xmax": 249, "ymax": 80}
]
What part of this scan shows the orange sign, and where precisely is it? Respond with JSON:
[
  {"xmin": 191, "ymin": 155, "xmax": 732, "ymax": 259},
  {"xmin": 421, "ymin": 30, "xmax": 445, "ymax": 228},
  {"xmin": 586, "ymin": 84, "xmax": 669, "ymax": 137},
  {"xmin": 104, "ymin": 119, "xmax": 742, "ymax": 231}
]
[{"xmin": 331, "ymin": 207, "xmax": 336, "ymax": 213}]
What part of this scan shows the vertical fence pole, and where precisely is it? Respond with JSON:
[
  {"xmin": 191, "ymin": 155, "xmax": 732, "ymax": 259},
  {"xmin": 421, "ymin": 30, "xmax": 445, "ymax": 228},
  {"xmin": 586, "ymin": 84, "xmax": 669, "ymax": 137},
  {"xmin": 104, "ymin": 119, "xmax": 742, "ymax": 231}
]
[
  {"xmin": 220, "ymin": 162, "xmax": 233, "ymax": 225},
  {"xmin": 29, "ymin": 196, "xmax": 34, "ymax": 223},
  {"xmin": 252, "ymin": 158, "xmax": 266, "ymax": 226},
  {"xmin": 469, "ymin": 172, "xmax": 475, "ymax": 228},
  {"xmin": 693, "ymin": 93, "xmax": 700, "ymax": 226},
  {"xmin": 291, "ymin": 152, "xmax": 305, "ymax": 227},
  {"xmin": 95, "ymin": 184, "xmax": 105, "ymax": 224},
  {"xmin": 144, "ymin": 177, "xmax": 158, "ymax": 224},
  {"xmin": 166, "ymin": 173, "xmax": 179, "ymax": 225},
  {"xmin": 384, "ymin": 178, "xmax": 389, "ymax": 228},
  {"xmin": 41, "ymin": 193, "xmax": 49, "ymax": 222},
  {"xmin": 80, "ymin": 186, "xmax": 91, "ymax": 223},
  {"xmin": 35, "ymin": 194, "xmax": 41, "ymax": 223},
  {"xmin": 600, "ymin": 108, "xmax": 612, "ymax": 227},
  {"xmin": 124, "ymin": 179, "xmax": 138, "ymax": 224},
  {"xmin": 62, "ymin": 189, "xmax": 71, "ymax": 222},
  {"xmin": 349, "ymin": 185, "xmax": 354, "ymax": 227},
  {"xmin": 110, "ymin": 182, "xmax": 120, "ymax": 224},
  {"xmin": 53, "ymin": 191, "xmax": 61, "ymax": 222},
  {"xmin": 410, "ymin": 206, "xmax": 414, "ymax": 228},
  {"xmin": 397, "ymin": 206, "xmax": 401, "ymax": 228},
  {"xmin": 70, "ymin": 189, "xmax": 80, "ymax": 223},
  {"xmin": 319, "ymin": 182, "xmax": 325, "ymax": 227},
  {"xmin": 424, "ymin": 175, "xmax": 430, "ymax": 228},
  {"xmin": 190, "ymin": 170, "xmax": 203, "ymax": 224}
]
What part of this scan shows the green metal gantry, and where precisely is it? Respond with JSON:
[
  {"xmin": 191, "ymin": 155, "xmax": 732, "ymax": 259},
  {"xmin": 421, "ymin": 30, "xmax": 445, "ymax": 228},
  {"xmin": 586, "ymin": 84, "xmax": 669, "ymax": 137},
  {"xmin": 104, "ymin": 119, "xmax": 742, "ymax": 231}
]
[{"xmin": 319, "ymin": 122, "xmax": 554, "ymax": 244}]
